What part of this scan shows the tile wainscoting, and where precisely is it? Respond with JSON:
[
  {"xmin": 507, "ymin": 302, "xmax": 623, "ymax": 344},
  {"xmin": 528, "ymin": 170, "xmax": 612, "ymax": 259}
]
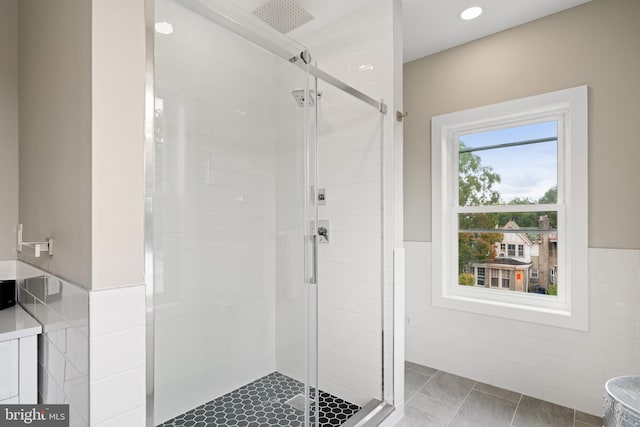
[
  {"xmin": 14, "ymin": 261, "xmax": 145, "ymax": 427},
  {"xmin": 17, "ymin": 262, "xmax": 90, "ymax": 427},
  {"xmin": 89, "ymin": 284, "xmax": 146, "ymax": 427},
  {"xmin": 404, "ymin": 241, "xmax": 640, "ymax": 416}
]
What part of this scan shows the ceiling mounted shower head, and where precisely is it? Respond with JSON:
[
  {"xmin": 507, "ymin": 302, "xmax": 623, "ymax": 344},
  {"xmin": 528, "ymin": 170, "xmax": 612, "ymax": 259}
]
[{"xmin": 253, "ymin": 0, "xmax": 314, "ymax": 34}]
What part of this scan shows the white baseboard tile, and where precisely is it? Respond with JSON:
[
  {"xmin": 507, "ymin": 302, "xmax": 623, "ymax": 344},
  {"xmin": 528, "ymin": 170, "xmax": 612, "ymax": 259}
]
[
  {"xmin": 90, "ymin": 367, "xmax": 146, "ymax": 426},
  {"xmin": 94, "ymin": 405, "xmax": 146, "ymax": 427}
]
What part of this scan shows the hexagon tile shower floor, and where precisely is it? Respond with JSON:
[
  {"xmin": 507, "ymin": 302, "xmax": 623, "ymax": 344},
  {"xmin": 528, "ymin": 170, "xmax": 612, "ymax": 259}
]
[{"xmin": 157, "ymin": 372, "xmax": 361, "ymax": 427}]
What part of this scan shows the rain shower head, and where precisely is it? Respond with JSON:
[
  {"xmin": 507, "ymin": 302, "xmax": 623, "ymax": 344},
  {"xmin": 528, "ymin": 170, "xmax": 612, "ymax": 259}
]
[
  {"xmin": 253, "ymin": 0, "xmax": 314, "ymax": 34},
  {"xmin": 291, "ymin": 90, "xmax": 320, "ymax": 107}
]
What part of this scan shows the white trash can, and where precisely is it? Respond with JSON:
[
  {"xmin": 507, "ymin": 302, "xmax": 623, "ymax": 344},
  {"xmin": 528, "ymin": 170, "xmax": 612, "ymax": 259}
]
[{"xmin": 605, "ymin": 376, "xmax": 640, "ymax": 427}]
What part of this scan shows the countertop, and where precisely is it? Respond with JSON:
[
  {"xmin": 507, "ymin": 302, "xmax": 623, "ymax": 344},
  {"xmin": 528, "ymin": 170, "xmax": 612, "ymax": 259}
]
[{"xmin": 0, "ymin": 304, "xmax": 42, "ymax": 341}]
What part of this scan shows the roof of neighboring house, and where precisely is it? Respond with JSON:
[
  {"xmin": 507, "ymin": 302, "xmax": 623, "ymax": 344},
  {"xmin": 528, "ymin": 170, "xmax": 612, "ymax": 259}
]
[
  {"xmin": 502, "ymin": 220, "xmax": 533, "ymax": 245},
  {"xmin": 486, "ymin": 258, "xmax": 532, "ymax": 266}
]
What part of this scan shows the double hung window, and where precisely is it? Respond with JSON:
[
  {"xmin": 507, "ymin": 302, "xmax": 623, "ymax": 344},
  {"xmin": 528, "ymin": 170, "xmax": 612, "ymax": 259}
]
[{"xmin": 431, "ymin": 86, "xmax": 588, "ymax": 330}]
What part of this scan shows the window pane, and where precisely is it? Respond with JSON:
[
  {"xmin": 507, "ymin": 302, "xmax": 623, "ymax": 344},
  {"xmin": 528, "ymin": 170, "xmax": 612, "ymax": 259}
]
[
  {"xmin": 458, "ymin": 121, "xmax": 557, "ymax": 206},
  {"xmin": 458, "ymin": 213, "xmax": 559, "ymax": 295}
]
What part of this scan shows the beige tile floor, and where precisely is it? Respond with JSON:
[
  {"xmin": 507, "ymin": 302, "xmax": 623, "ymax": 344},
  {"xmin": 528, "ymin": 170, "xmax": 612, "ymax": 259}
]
[{"xmin": 398, "ymin": 362, "xmax": 603, "ymax": 427}]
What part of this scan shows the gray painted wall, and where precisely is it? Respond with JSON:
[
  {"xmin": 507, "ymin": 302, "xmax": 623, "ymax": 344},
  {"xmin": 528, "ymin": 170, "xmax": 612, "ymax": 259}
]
[
  {"xmin": 16, "ymin": 0, "xmax": 145, "ymax": 290},
  {"xmin": 18, "ymin": 0, "xmax": 92, "ymax": 287},
  {"xmin": 404, "ymin": 0, "xmax": 640, "ymax": 249},
  {"xmin": 0, "ymin": 0, "xmax": 19, "ymax": 260}
]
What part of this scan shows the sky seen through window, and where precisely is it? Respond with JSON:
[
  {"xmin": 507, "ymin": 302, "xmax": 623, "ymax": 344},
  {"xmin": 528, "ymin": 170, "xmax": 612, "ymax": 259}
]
[{"xmin": 459, "ymin": 121, "xmax": 558, "ymax": 203}]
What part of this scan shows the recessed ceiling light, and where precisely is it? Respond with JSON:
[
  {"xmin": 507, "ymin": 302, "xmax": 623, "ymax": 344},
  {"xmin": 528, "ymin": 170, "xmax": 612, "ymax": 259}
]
[
  {"xmin": 460, "ymin": 6, "xmax": 483, "ymax": 21},
  {"xmin": 155, "ymin": 21, "xmax": 173, "ymax": 34}
]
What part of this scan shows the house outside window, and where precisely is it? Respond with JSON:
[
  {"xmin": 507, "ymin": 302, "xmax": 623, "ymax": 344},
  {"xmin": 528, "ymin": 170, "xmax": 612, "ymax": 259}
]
[{"xmin": 431, "ymin": 86, "xmax": 589, "ymax": 330}]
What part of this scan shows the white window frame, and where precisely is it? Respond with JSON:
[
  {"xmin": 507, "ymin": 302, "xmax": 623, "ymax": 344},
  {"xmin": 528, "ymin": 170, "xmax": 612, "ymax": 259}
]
[{"xmin": 431, "ymin": 86, "xmax": 588, "ymax": 330}]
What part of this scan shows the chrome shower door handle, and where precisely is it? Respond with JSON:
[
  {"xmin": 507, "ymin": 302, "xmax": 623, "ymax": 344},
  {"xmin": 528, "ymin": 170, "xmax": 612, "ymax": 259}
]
[{"xmin": 310, "ymin": 234, "xmax": 318, "ymax": 285}]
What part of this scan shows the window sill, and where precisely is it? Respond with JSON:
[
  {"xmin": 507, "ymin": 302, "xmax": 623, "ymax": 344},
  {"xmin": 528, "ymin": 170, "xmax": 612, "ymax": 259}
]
[{"xmin": 432, "ymin": 286, "xmax": 588, "ymax": 331}]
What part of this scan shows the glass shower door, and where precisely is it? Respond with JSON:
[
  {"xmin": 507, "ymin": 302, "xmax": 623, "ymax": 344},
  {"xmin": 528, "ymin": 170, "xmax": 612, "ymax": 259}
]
[
  {"xmin": 151, "ymin": 0, "xmax": 319, "ymax": 425},
  {"xmin": 315, "ymin": 78, "xmax": 386, "ymax": 418},
  {"xmin": 151, "ymin": 1, "xmax": 390, "ymax": 426}
]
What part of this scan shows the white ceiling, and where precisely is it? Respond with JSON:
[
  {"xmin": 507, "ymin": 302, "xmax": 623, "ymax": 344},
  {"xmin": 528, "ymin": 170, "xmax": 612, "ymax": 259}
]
[
  {"xmin": 402, "ymin": 0, "xmax": 592, "ymax": 63},
  {"xmin": 231, "ymin": 0, "xmax": 592, "ymax": 63}
]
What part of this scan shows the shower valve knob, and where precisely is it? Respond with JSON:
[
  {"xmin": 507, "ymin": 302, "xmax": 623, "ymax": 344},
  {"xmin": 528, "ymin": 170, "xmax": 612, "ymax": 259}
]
[{"xmin": 317, "ymin": 221, "xmax": 329, "ymax": 244}]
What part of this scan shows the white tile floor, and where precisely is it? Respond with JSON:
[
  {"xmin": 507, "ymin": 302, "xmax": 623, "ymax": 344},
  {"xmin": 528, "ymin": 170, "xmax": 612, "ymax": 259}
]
[{"xmin": 399, "ymin": 362, "xmax": 603, "ymax": 427}]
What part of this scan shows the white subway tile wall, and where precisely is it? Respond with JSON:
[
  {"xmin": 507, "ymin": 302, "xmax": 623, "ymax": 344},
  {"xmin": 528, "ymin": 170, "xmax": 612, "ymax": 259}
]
[
  {"xmin": 16, "ymin": 262, "xmax": 89, "ymax": 427},
  {"xmin": 89, "ymin": 285, "xmax": 146, "ymax": 427},
  {"xmin": 153, "ymin": 0, "xmax": 299, "ymax": 422},
  {"xmin": 404, "ymin": 242, "xmax": 640, "ymax": 416}
]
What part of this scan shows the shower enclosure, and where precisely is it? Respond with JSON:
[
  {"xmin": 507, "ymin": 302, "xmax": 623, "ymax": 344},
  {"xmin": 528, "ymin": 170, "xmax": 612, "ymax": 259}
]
[{"xmin": 146, "ymin": 0, "xmax": 394, "ymax": 425}]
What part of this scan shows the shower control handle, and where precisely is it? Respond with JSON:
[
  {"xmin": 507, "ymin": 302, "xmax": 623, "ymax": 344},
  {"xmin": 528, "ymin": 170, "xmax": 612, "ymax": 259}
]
[
  {"xmin": 318, "ymin": 226, "xmax": 328, "ymax": 240},
  {"xmin": 317, "ymin": 220, "xmax": 329, "ymax": 244}
]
